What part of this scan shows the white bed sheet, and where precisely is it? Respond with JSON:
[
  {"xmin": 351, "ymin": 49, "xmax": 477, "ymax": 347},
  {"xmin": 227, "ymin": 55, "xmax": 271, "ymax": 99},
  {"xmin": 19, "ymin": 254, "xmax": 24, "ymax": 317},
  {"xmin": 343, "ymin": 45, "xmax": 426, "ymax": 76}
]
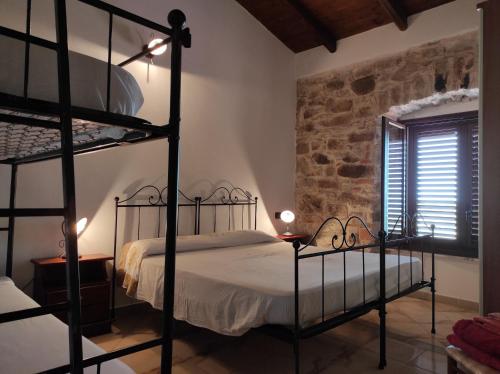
[
  {"xmin": 132, "ymin": 241, "xmax": 422, "ymax": 336},
  {"xmin": 0, "ymin": 36, "xmax": 144, "ymax": 116},
  {"xmin": 0, "ymin": 277, "xmax": 134, "ymax": 374}
]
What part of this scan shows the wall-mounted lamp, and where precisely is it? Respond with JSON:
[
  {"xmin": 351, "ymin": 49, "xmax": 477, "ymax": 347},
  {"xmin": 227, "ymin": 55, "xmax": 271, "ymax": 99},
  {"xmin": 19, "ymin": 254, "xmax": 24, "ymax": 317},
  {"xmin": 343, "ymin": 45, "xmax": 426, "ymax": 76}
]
[
  {"xmin": 279, "ymin": 210, "xmax": 295, "ymax": 235},
  {"xmin": 59, "ymin": 217, "xmax": 88, "ymax": 257},
  {"xmin": 146, "ymin": 38, "xmax": 167, "ymax": 57}
]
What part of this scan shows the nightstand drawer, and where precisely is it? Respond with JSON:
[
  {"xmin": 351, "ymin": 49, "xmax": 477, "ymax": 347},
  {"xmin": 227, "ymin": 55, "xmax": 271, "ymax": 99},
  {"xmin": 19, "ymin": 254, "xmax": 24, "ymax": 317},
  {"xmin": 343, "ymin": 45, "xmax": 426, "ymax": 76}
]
[
  {"xmin": 81, "ymin": 283, "xmax": 109, "ymax": 306},
  {"xmin": 82, "ymin": 303, "xmax": 109, "ymax": 324},
  {"xmin": 46, "ymin": 282, "xmax": 109, "ymax": 306}
]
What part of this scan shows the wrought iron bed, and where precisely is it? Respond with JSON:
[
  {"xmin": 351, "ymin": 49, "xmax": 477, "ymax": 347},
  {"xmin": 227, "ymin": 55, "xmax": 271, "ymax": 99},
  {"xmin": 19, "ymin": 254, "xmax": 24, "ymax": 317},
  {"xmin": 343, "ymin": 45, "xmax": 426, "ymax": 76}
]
[
  {"xmin": 0, "ymin": 1, "xmax": 190, "ymax": 373},
  {"xmin": 111, "ymin": 184, "xmax": 258, "ymax": 316},
  {"xmin": 113, "ymin": 184, "xmax": 436, "ymax": 373}
]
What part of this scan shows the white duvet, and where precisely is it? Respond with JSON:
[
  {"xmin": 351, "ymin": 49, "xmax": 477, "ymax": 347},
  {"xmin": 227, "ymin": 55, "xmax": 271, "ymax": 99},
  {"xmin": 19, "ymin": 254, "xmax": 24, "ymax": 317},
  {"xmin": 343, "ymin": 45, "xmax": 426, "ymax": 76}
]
[
  {"xmin": 0, "ymin": 277, "xmax": 133, "ymax": 374},
  {"xmin": 123, "ymin": 231, "xmax": 422, "ymax": 336}
]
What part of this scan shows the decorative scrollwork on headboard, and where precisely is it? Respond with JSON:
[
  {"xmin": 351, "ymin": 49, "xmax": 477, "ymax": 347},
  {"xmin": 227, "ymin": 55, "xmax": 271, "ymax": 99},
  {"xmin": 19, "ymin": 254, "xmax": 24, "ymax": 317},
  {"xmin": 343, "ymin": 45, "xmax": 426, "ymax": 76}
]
[
  {"xmin": 298, "ymin": 215, "xmax": 378, "ymax": 253},
  {"xmin": 114, "ymin": 184, "xmax": 258, "ymax": 240},
  {"xmin": 159, "ymin": 186, "xmax": 196, "ymax": 204},
  {"xmin": 115, "ymin": 185, "xmax": 163, "ymax": 205},
  {"xmin": 199, "ymin": 186, "xmax": 255, "ymax": 205},
  {"xmin": 116, "ymin": 185, "xmax": 194, "ymax": 206}
]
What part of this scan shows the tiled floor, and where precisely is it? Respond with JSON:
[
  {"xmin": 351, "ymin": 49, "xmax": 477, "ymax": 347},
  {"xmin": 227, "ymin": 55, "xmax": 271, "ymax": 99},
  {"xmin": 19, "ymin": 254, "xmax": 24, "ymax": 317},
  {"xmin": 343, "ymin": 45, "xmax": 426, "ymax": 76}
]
[{"xmin": 91, "ymin": 298, "xmax": 477, "ymax": 373}]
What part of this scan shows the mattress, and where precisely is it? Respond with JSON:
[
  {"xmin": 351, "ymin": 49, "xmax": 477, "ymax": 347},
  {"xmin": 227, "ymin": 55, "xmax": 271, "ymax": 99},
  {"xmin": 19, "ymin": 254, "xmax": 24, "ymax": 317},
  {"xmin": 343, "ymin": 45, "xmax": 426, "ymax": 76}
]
[
  {"xmin": 0, "ymin": 36, "xmax": 144, "ymax": 115},
  {"xmin": 0, "ymin": 277, "xmax": 134, "ymax": 374},
  {"xmin": 0, "ymin": 35, "xmax": 145, "ymax": 161},
  {"xmin": 131, "ymin": 241, "xmax": 422, "ymax": 336}
]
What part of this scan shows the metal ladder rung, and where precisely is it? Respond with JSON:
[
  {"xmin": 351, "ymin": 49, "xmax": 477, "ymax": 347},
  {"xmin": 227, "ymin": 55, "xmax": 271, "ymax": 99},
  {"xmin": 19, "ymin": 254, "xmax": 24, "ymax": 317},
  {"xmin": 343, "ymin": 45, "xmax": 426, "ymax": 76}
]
[
  {"xmin": 0, "ymin": 302, "xmax": 69, "ymax": 324},
  {"xmin": 0, "ymin": 208, "xmax": 66, "ymax": 217}
]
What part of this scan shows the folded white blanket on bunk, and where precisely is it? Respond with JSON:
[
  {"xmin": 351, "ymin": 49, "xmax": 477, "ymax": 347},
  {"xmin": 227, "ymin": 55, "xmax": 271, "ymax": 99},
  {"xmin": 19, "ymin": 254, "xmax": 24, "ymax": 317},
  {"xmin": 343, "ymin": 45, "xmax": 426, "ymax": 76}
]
[
  {"xmin": 121, "ymin": 232, "xmax": 423, "ymax": 336},
  {"xmin": 0, "ymin": 36, "xmax": 144, "ymax": 116}
]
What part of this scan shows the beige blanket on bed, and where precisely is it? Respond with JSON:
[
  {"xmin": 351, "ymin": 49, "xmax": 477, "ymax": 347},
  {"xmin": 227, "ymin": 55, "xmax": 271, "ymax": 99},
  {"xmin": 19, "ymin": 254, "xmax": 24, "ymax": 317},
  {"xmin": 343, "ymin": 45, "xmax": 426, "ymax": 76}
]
[{"xmin": 119, "ymin": 231, "xmax": 281, "ymax": 297}]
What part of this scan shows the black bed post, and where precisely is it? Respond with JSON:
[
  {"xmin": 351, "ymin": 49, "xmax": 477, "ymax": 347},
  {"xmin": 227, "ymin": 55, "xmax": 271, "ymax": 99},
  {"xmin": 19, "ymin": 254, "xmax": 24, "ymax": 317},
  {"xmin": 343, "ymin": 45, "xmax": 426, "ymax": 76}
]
[
  {"xmin": 111, "ymin": 196, "xmax": 119, "ymax": 319},
  {"xmin": 160, "ymin": 10, "xmax": 189, "ymax": 374},
  {"xmin": 378, "ymin": 229, "xmax": 387, "ymax": 370},
  {"xmin": 293, "ymin": 239, "xmax": 301, "ymax": 374},
  {"xmin": 254, "ymin": 197, "xmax": 258, "ymax": 230},
  {"xmin": 55, "ymin": 0, "xmax": 83, "ymax": 373},
  {"xmin": 195, "ymin": 197, "xmax": 201, "ymax": 235},
  {"xmin": 379, "ymin": 117, "xmax": 387, "ymax": 370},
  {"xmin": 430, "ymin": 224, "xmax": 436, "ymax": 334},
  {"xmin": 5, "ymin": 164, "xmax": 17, "ymax": 278}
]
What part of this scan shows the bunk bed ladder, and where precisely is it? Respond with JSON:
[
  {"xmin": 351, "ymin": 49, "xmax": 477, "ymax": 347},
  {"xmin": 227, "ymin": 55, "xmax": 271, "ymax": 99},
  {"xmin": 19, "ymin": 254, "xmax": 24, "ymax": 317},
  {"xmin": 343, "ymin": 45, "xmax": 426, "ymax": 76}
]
[{"xmin": 54, "ymin": 1, "xmax": 84, "ymax": 372}]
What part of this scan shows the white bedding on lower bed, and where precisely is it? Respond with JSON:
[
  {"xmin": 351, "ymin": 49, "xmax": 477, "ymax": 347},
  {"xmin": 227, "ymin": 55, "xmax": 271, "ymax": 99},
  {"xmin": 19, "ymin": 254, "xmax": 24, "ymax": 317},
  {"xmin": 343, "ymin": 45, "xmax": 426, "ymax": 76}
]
[
  {"xmin": 0, "ymin": 277, "xmax": 133, "ymax": 374},
  {"xmin": 131, "ymin": 241, "xmax": 422, "ymax": 336}
]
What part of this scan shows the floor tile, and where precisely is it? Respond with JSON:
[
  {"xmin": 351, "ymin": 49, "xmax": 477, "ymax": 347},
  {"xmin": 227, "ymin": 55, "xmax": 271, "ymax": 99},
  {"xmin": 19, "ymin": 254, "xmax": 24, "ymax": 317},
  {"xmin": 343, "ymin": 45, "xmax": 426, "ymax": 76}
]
[{"xmin": 91, "ymin": 298, "xmax": 475, "ymax": 373}]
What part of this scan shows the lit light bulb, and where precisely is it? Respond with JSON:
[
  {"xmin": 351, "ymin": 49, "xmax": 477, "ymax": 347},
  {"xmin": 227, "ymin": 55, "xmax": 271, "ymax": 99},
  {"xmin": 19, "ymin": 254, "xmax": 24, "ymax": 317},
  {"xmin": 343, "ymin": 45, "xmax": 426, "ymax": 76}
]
[
  {"xmin": 76, "ymin": 217, "xmax": 88, "ymax": 236},
  {"xmin": 280, "ymin": 210, "xmax": 295, "ymax": 224},
  {"xmin": 148, "ymin": 38, "xmax": 167, "ymax": 56}
]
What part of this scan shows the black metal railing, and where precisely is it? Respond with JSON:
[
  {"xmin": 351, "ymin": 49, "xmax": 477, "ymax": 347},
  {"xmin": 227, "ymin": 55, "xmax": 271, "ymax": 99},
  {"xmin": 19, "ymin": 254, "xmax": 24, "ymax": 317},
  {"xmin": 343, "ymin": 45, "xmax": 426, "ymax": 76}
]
[{"xmin": 289, "ymin": 214, "xmax": 436, "ymax": 373}]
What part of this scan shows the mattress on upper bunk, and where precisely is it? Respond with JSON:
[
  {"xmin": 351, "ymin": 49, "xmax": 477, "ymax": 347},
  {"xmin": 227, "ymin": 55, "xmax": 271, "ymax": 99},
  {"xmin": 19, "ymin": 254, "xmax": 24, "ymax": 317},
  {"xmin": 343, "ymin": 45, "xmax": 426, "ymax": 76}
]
[
  {"xmin": 0, "ymin": 35, "xmax": 146, "ymax": 161},
  {"xmin": 0, "ymin": 277, "xmax": 134, "ymax": 374},
  {"xmin": 0, "ymin": 36, "xmax": 144, "ymax": 115},
  {"xmin": 119, "ymin": 231, "xmax": 423, "ymax": 336}
]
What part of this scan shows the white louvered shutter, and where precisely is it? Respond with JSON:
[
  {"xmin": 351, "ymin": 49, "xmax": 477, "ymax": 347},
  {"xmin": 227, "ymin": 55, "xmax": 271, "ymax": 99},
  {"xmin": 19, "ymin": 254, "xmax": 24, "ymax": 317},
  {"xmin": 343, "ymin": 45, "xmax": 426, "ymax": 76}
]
[
  {"xmin": 387, "ymin": 136, "xmax": 405, "ymax": 234},
  {"xmin": 415, "ymin": 129, "xmax": 459, "ymax": 239}
]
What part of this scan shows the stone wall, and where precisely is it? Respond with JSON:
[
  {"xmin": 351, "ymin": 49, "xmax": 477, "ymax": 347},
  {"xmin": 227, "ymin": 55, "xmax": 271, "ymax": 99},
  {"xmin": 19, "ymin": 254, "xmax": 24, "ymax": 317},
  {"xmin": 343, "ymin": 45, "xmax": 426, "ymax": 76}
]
[{"xmin": 295, "ymin": 31, "xmax": 478, "ymax": 239}]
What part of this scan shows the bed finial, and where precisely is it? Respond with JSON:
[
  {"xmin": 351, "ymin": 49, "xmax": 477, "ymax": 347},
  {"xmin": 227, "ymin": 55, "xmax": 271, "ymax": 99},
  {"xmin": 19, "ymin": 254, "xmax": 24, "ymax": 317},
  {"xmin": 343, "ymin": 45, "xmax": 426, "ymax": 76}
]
[{"xmin": 168, "ymin": 9, "xmax": 186, "ymax": 28}]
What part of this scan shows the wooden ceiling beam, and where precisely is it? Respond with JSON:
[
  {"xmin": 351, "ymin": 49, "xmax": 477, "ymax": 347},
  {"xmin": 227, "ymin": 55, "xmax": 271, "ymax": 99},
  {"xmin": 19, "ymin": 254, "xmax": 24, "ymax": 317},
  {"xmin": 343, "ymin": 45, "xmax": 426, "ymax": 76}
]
[
  {"xmin": 287, "ymin": 0, "xmax": 337, "ymax": 53},
  {"xmin": 377, "ymin": 0, "xmax": 408, "ymax": 31}
]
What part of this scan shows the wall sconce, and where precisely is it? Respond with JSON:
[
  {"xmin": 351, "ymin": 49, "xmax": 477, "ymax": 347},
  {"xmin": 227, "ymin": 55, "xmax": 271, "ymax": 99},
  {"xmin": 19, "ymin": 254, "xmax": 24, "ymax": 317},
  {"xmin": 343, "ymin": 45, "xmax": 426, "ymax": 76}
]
[
  {"xmin": 146, "ymin": 38, "xmax": 167, "ymax": 57},
  {"xmin": 279, "ymin": 210, "xmax": 295, "ymax": 235}
]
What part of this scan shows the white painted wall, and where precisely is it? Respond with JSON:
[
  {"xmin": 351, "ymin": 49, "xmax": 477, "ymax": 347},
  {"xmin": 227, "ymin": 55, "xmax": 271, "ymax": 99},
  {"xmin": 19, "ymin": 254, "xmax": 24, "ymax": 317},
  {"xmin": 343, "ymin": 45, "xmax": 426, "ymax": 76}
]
[
  {"xmin": 0, "ymin": 0, "xmax": 296, "ymax": 290},
  {"xmin": 295, "ymin": 0, "xmax": 480, "ymax": 78}
]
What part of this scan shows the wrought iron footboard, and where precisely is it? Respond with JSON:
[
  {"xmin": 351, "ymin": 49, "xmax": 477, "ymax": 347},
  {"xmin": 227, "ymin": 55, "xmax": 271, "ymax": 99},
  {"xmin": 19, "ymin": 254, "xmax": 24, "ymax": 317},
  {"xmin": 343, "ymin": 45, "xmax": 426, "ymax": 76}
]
[{"xmin": 289, "ymin": 214, "xmax": 436, "ymax": 373}]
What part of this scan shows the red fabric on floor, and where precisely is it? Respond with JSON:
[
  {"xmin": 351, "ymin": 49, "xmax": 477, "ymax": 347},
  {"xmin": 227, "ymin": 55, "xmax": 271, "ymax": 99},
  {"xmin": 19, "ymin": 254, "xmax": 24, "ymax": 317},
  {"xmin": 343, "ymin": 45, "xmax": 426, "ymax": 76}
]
[
  {"xmin": 448, "ymin": 334, "xmax": 500, "ymax": 371},
  {"xmin": 452, "ymin": 315, "xmax": 500, "ymax": 357}
]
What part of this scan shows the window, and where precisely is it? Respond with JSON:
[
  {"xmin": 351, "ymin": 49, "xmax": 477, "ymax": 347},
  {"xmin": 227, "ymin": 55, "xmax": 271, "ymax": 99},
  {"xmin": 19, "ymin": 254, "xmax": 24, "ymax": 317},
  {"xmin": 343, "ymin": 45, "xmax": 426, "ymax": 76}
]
[{"xmin": 384, "ymin": 111, "xmax": 478, "ymax": 258}]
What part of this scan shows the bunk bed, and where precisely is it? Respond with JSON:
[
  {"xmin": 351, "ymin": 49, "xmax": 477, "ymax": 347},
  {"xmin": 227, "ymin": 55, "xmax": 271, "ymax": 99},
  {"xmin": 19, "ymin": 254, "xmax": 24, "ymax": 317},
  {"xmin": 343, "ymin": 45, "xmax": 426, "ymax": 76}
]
[
  {"xmin": 112, "ymin": 180, "xmax": 437, "ymax": 374},
  {"xmin": 0, "ymin": 1, "xmax": 191, "ymax": 373}
]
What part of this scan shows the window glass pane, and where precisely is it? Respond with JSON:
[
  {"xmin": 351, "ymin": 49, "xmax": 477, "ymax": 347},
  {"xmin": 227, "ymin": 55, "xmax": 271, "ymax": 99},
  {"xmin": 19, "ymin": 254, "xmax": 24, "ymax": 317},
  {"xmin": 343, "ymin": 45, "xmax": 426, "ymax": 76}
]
[{"xmin": 416, "ymin": 130, "xmax": 458, "ymax": 239}]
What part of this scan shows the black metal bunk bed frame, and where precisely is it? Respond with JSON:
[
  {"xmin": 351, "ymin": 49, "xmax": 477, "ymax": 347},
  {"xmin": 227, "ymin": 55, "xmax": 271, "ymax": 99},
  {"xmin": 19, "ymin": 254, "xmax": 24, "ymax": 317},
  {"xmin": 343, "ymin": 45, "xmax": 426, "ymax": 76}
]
[{"xmin": 0, "ymin": 1, "xmax": 190, "ymax": 373}]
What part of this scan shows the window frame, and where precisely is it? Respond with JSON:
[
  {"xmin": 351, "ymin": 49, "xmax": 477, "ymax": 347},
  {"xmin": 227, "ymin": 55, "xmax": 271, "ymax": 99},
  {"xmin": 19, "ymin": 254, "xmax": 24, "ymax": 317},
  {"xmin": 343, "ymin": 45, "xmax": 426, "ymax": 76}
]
[{"xmin": 402, "ymin": 111, "xmax": 478, "ymax": 258}]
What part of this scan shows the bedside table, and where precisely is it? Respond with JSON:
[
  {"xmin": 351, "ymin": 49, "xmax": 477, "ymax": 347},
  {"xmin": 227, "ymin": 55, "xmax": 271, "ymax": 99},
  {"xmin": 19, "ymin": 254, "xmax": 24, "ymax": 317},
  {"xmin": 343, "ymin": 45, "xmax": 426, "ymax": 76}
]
[
  {"xmin": 31, "ymin": 253, "xmax": 113, "ymax": 337},
  {"xmin": 276, "ymin": 233, "xmax": 309, "ymax": 244}
]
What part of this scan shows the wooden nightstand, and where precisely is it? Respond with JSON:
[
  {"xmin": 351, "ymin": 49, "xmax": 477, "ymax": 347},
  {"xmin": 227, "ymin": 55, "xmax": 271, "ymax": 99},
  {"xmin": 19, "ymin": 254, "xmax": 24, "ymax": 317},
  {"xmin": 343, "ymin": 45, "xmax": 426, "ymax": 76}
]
[
  {"xmin": 31, "ymin": 253, "xmax": 113, "ymax": 337},
  {"xmin": 276, "ymin": 233, "xmax": 309, "ymax": 244}
]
